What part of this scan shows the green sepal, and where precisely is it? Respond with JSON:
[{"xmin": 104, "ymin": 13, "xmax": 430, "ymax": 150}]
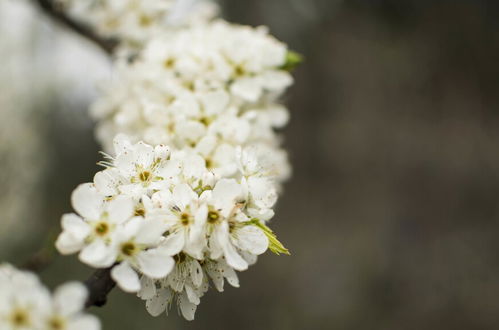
[
  {"xmin": 281, "ymin": 50, "xmax": 304, "ymax": 71},
  {"xmin": 244, "ymin": 219, "xmax": 290, "ymax": 256}
]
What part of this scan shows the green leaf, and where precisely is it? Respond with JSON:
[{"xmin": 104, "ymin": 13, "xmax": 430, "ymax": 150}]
[
  {"xmin": 245, "ymin": 219, "xmax": 290, "ymax": 256},
  {"xmin": 281, "ymin": 50, "xmax": 304, "ymax": 71}
]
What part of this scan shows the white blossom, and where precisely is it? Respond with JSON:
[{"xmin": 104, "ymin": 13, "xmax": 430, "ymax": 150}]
[
  {"xmin": 139, "ymin": 254, "xmax": 208, "ymax": 321},
  {"xmin": 0, "ymin": 264, "xmax": 100, "ymax": 330},
  {"xmin": 149, "ymin": 184, "xmax": 207, "ymax": 259},
  {"xmin": 54, "ymin": 1, "xmax": 296, "ymax": 322},
  {"xmin": 109, "ymin": 217, "xmax": 174, "ymax": 292},
  {"xmin": 90, "ymin": 20, "xmax": 293, "ymax": 187},
  {"xmin": 60, "ymin": 0, "xmax": 218, "ymax": 47},
  {"xmin": 56, "ymin": 136, "xmax": 288, "ymax": 320},
  {"xmin": 56, "ymin": 183, "xmax": 136, "ymax": 266}
]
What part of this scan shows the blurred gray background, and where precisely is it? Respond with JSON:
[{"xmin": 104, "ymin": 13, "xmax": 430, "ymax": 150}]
[{"xmin": 2, "ymin": 0, "xmax": 499, "ymax": 329}]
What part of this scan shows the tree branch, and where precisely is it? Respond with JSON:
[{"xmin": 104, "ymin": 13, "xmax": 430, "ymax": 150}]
[
  {"xmin": 34, "ymin": 0, "xmax": 118, "ymax": 54},
  {"xmin": 84, "ymin": 267, "xmax": 116, "ymax": 308}
]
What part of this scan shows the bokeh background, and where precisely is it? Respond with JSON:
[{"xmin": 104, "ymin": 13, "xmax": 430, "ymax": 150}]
[{"xmin": 2, "ymin": 0, "xmax": 499, "ymax": 329}]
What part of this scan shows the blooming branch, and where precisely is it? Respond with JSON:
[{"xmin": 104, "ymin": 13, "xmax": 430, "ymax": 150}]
[
  {"xmin": 8, "ymin": 0, "xmax": 300, "ymax": 324},
  {"xmin": 0, "ymin": 264, "xmax": 101, "ymax": 329}
]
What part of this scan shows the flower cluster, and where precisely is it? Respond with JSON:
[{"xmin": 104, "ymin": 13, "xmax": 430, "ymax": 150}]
[
  {"xmin": 56, "ymin": 135, "xmax": 288, "ymax": 320},
  {"xmin": 91, "ymin": 19, "xmax": 294, "ymax": 183},
  {"xmin": 60, "ymin": 0, "xmax": 218, "ymax": 47},
  {"xmin": 54, "ymin": 0, "xmax": 299, "ymax": 322},
  {"xmin": 0, "ymin": 263, "xmax": 100, "ymax": 330}
]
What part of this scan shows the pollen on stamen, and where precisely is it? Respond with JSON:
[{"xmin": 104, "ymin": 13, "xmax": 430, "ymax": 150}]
[
  {"xmin": 11, "ymin": 309, "xmax": 30, "ymax": 327},
  {"xmin": 135, "ymin": 207, "xmax": 146, "ymax": 217},
  {"xmin": 121, "ymin": 242, "xmax": 137, "ymax": 256},
  {"xmin": 94, "ymin": 222, "xmax": 109, "ymax": 236},
  {"xmin": 180, "ymin": 213, "xmax": 190, "ymax": 226},
  {"xmin": 164, "ymin": 58, "xmax": 175, "ymax": 69},
  {"xmin": 48, "ymin": 316, "xmax": 65, "ymax": 330},
  {"xmin": 139, "ymin": 171, "xmax": 151, "ymax": 182},
  {"xmin": 173, "ymin": 252, "xmax": 186, "ymax": 263},
  {"xmin": 207, "ymin": 211, "xmax": 220, "ymax": 224}
]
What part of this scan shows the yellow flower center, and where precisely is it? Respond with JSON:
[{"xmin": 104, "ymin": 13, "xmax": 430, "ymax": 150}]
[
  {"xmin": 164, "ymin": 58, "xmax": 175, "ymax": 69},
  {"xmin": 94, "ymin": 222, "xmax": 109, "ymax": 236},
  {"xmin": 134, "ymin": 207, "xmax": 145, "ymax": 217},
  {"xmin": 121, "ymin": 242, "xmax": 137, "ymax": 256},
  {"xmin": 48, "ymin": 316, "xmax": 65, "ymax": 330},
  {"xmin": 10, "ymin": 309, "xmax": 30, "ymax": 327},
  {"xmin": 207, "ymin": 210, "xmax": 220, "ymax": 224},
  {"xmin": 139, "ymin": 171, "xmax": 151, "ymax": 182},
  {"xmin": 180, "ymin": 213, "xmax": 191, "ymax": 226}
]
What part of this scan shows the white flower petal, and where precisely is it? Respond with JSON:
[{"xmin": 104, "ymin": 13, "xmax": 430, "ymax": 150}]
[
  {"xmin": 260, "ymin": 70, "xmax": 293, "ymax": 91},
  {"xmin": 67, "ymin": 315, "xmax": 101, "ymax": 330},
  {"xmin": 138, "ymin": 276, "xmax": 156, "ymax": 300},
  {"xmin": 106, "ymin": 196, "xmax": 134, "ymax": 224},
  {"xmin": 56, "ymin": 232, "xmax": 86, "ymax": 255},
  {"xmin": 185, "ymin": 285, "xmax": 200, "ymax": 305},
  {"xmin": 195, "ymin": 135, "xmax": 217, "ymax": 156},
  {"xmin": 113, "ymin": 134, "xmax": 132, "ymax": 155},
  {"xmin": 172, "ymin": 184, "xmax": 196, "ymax": 210},
  {"xmin": 248, "ymin": 176, "xmax": 278, "ymax": 209},
  {"xmin": 118, "ymin": 183, "xmax": 146, "ymax": 198},
  {"xmin": 160, "ymin": 231, "xmax": 185, "ymax": 256},
  {"xmin": 182, "ymin": 154, "xmax": 206, "ymax": 180},
  {"xmin": 208, "ymin": 223, "xmax": 226, "ymax": 260},
  {"xmin": 176, "ymin": 120, "xmax": 206, "ymax": 143},
  {"xmin": 118, "ymin": 217, "xmax": 142, "ymax": 240},
  {"xmin": 221, "ymin": 260, "xmax": 240, "ymax": 288},
  {"xmin": 211, "ymin": 179, "xmax": 244, "ymax": 216},
  {"xmin": 133, "ymin": 142, "xmax": 156, "ymax": 168},
  {"xmin": 199, "ymin": 90, "xmax": 229, "ymax": 115},
  {"xmin": 151, "ymin": 190, "xmax": 173, "ymax": 209},
  {"xmin": 189, "ymin": 260, "xmax": 203, "ymax": 288},
  {"xmin": 79, "ymin": 240, "xmax": 116, "ymax": 268},
  {"xmin": 240, "ymin": 250, "xmax": 258, "ymax": 266},
  {"xmin": 114, "ymin": 151, "xmax": 138, "ymax": 178},
  {"xmin": 154, "ymin": 144, "xmax": 170, "ymax": 160},
  {"xmin": 233, "ymin": 226, "xmax": 268, "ymax": 255},
  {"xmin": 179, "ymin": 291, "xmax": 197, "ymax": 321},
  {"xmin": 223, "ymin": 242, "xmax": 248, "ymax": 271},
  {"xmin": 61, "ymin": 214, "xmax": 91, "ymax": 239},
  {"xmin": 230, "ymin": 76, "xmax": 262, "ymax": 102},
  {"xmin": 93, "ymin": 169, "xmax": 121, "ymax": 196},
  {"xmin": 141, "ymin": 195, "xmax": 154, "ymax": 212},
  {"xmin": 267, "ymin": 104, "xmax": 290, "ymax": 128},
  {"xmin": 146, "ymin": 288, "xmax": 172, "ymax": 317},
  {"xmin": 53, "ymin": 282, "xmax": 87, "ymax": 316},
  {"xmin": 135, "ymin": 219, "xmax": 168, "ymax": 245},
  {"xmin": 205, "ymin": 262, "xmax": 224, "ymax": 292},
  {"xmin": 167, "ymin": 266, "xmax": 185, "ymax": 292},
  {"xmin": 71, "ymin": 183, "xmax": 103, "ymax": 220},
  {"xmin": 56, "ymin": 214, "xmax": 90, "ymax": 254},
  {"xmin": 111, "ymin": 262, "xmax": 141, "ymax": 293},
  {"xmin": 137, "ymin": 248, "xmax": 175, "ymax": 279}
]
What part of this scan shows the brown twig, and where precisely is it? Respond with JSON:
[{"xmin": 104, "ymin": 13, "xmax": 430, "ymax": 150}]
[
  {"xmin": 34, "ymin": 0, "xmax": 118, "ymax": 54},
  {"xmin": 84, "ymin": 267, "xmax": 116, "ymax": 308}
]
